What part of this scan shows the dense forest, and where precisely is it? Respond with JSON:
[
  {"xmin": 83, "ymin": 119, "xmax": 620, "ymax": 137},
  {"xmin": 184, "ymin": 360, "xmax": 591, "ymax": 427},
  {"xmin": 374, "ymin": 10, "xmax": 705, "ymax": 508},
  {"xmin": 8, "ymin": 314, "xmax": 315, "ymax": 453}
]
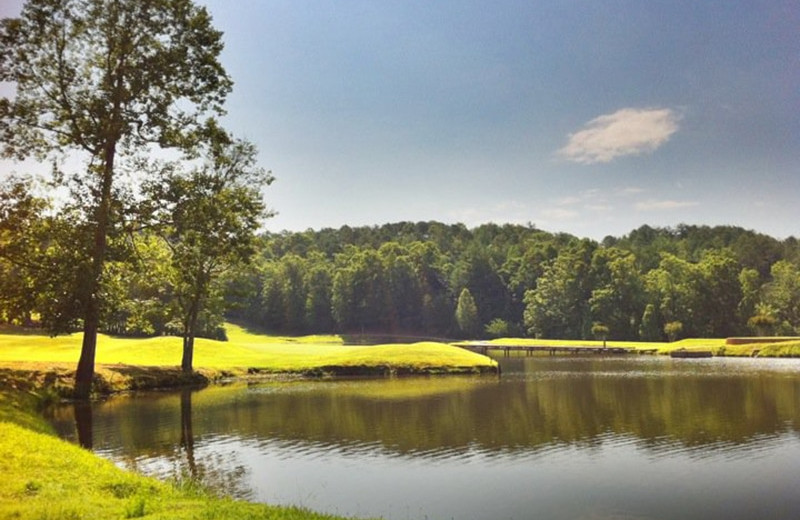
[{"xmin": 3, "ymin": 213, "xmax": 800, "ymax": 342}]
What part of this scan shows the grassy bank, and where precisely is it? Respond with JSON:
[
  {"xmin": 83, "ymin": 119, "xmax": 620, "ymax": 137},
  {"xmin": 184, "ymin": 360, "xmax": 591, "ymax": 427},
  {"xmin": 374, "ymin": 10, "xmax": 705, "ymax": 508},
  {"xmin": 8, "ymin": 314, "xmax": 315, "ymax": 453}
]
[
  {"xmin": 477, "ymin": 336, "xmax": 800, "ymax": 357},
  {"xmin": 0, "ymin": 381, "xmax": 372, "ymax": 519},
  {"xmin": 482, "ymin": 336, "xmax": 724, "ymax": 354},
  {"xmin": 0, "ymin": 325, "xmax": 496, "ymax": 382}
]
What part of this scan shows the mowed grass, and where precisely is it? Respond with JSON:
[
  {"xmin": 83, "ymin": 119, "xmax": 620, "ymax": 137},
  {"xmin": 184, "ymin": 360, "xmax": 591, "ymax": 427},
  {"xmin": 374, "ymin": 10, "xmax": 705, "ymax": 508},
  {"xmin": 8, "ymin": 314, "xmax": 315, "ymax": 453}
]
[
  {"xmin": 483, "ymin": 336, "xmax": 725, "ymax": 353},
  {"xmin": 482, "ymin": 336, "xmax": 800, "ymax": 357},
  {"xmin": 0, "ymin": 323, "xmax": 497, "ymax": 373}
]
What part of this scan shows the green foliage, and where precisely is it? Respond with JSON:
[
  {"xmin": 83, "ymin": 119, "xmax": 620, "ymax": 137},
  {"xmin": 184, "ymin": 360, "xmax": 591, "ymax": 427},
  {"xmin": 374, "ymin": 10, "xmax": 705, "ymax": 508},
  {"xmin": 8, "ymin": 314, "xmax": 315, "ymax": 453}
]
[
  {"xmin": 485, "ymin": 318, "xmax": 512, "ymax": 338},
  {"xmin": 664, "ymin": 321, "xmax": 684, "ymax": 342},
  {"xmin": 591, "ymin": 322, "xmax": 610, "ymax": 341},
  {"xmin": 8, "ymin": 207, "xmax": 800, "ymax": 344},
  {"xmin": 523, "ymin": 240, "xmax": 595, "ymax": 339},
  {"xmin": 589, "ymin": 248, "xmax": 645, "ymax": 339},
  {"xmin": 639, "ymin": 303, "xmax": 661, "ymax": 341},
  {"xmin": 1, "ymin": 0, "xmax": 234, "ymax": 396},
  {"xmin": 455, "ymin": 288, "xmax": 479, "ymax": 338},
  {"xmin": 143, "ymin": 137, "xmax": 272, "ymax": 371}
]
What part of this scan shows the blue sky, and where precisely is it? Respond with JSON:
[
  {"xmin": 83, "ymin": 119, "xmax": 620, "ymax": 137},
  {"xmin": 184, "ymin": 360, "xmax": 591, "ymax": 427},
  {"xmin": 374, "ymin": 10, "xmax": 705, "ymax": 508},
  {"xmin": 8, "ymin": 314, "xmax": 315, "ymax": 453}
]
[{"xmin": 1, "ymin": 0, "xmax": 798, "ymax": 240}]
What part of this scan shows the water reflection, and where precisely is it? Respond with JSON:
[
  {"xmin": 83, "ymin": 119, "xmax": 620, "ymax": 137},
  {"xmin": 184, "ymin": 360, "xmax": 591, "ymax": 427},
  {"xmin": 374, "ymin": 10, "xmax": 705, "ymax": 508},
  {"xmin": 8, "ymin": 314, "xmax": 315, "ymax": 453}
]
[
  {"xmin": 49, "ymin": 357, "xmax": 800, "ymax": 519},
  {"xmin": 73, "ymin": 400, "xmax": 93, "ymax": 450},
  {"xmin": 180, "ymin": 389, "xmax": 196, "ymax": 478},
  {"xmin": 54, "ymin": 358, "xmax": 800, "ymax": 460}
]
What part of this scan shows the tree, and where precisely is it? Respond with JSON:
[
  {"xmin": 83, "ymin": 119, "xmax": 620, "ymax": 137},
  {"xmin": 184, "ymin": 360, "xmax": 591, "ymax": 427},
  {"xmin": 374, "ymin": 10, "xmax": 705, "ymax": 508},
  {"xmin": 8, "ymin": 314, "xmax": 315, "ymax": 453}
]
[
  {"xmin": 1, "ymin": 0, "xmax": 232, "ymax": 397},
  {"xmin": 331, "ymin": 248, "xmax": 389, "ymax": 333},
  {"xmin": 380, "ymin": 244, "xmax": 423, "ymax": 333},
  {"xmin": 748, "ymin": 304, "xmax": 777, "ymax": 337},
  {"xmin": 664, "ymin": 321, "xmax": 683, "ymax": 342},
  {"xmin": 0, "ymin": 177, "xmax": 89, "ymax": 332},
  {"xmin": 451, "ymin": 247, "xmax": 512, "ymax": 328},
  {"xmin": 643, "ymin": 254, "xmax": 700, "ymax": 338},
  {"xmin": 738, "ymin": 267, "xmax": 761, "ymax": 328},
  {"xmin": 589, "ymin": 248, "xmax": 645, "ymax": 340},
  {"xmin": 591, "ymin": 322, "xmax": 609, "ymax": 347},
  {"xmin": 304, "ymin": 260, "xmax": 335, "ymax": 333},
  {"xmin": 279, "ymin": 254, "xmax": 308, "ymax": 334},
  {"xmin": 523, "ymin": 241, "xmax": 595, "ymax": 339},
  {"xmin": 485, "ymin": 318, "xmax": 512, "ymax": 338},
  {"xmin": 762, "ymin": 260, "xmax": 800, "ymax": 333},
  {"xmin": 639, "ymin": 303, "xmax": 661, "ymax": 341},
  {"xmin": 695, "ymin": 249, "xmax": 742, "ymax": 337},
  {"xmin": 145, "ymin": 138, "xmax": 271, "ymax": 372},
  {"xmin": 455, "ymin": 288, "xmax": 479, "ymax": 338}
]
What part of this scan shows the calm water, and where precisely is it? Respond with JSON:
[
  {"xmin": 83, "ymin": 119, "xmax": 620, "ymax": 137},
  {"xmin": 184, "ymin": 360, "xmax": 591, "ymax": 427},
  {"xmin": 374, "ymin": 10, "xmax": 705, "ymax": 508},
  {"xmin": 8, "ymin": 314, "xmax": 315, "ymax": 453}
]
[{"xmin": 49, "ymin": 356, "xmax": 800, "ymax": 520}]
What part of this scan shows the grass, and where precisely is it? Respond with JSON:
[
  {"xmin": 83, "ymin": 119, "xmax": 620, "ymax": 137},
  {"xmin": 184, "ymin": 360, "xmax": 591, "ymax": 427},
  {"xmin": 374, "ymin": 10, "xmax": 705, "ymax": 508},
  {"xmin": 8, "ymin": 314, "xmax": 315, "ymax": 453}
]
[
  {"xmin": 481, "ymin": 336, "xmax": 721, "ymax": 354},
  {"xmin": 481, "ymin": 335, "xmax": 800, "ymax": 357},
  {"xmin": 0, "ymin": 323, "xmax": 497, "ymax": 382},
  {"xmin": 716, "ymin": 339, "xmax": 800, "ymax": 357}
]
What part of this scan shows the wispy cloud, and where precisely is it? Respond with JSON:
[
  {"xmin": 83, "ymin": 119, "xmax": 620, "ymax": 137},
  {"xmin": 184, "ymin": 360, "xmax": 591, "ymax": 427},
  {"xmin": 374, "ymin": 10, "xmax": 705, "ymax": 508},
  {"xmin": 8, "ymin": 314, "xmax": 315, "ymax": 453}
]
[
  {"xmin": 634, "ymin": 199, "xmax": 698, "ymax": 211},
  {"xmin": 557, "ymin": 108, "xmax": 680, "ymax": 164},
  {"xmin": 617, "ymin": 186, "xmax": 646, "ymax": 196},
  {"xmin": 540, "ymin": 208, "xmax": 580, "ymax": 220}
]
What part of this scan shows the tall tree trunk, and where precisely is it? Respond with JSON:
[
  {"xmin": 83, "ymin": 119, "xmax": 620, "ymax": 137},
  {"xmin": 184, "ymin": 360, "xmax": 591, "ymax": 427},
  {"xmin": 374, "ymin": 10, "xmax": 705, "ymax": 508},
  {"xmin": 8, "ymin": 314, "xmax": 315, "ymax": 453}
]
[
  {"xmin": 75, "ymin": 144, "xmax": 115, "ymax": 399},
  {"xmin": 181, "ymin": 295, "xmax": 200, "ymax": 373}
]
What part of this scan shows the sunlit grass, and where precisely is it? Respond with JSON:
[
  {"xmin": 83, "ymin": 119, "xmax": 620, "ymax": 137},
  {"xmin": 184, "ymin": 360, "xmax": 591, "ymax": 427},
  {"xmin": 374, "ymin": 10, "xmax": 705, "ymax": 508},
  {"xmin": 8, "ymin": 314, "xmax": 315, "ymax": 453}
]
[
  {"xmin": 476, "ymin": 336, "xmax": 730, "ymax": 355},
  {"xmin": 0, "ymin": 323, "xmax": 496, "ymax": 373}
]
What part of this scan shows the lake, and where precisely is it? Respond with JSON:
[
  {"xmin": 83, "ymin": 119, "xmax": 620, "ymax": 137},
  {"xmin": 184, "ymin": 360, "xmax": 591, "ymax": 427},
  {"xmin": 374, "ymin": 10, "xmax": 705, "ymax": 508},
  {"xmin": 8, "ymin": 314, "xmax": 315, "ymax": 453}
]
[{"xmin": 49, "ymin": 356, "xmax": 800, "ymax": 520}]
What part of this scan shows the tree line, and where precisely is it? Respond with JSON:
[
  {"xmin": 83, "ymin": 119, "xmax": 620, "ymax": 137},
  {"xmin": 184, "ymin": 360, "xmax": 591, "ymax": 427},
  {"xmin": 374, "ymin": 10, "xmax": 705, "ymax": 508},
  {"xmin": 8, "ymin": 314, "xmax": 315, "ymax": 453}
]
[
  {"xmin": 9, "ymin": 217, "xmax": 795, "ymax": 344},
  {"xmin": 218, "ymin": 222, "xmax": 800, "ymax": 341}
]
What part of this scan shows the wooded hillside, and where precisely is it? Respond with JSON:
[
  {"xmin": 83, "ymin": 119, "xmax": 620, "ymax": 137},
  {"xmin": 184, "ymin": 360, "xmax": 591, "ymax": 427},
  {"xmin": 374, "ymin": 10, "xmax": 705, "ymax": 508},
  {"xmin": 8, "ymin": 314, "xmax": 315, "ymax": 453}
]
[{"xmin": 3, "ymin": 219, "xmax": 799, "ymax": 341}]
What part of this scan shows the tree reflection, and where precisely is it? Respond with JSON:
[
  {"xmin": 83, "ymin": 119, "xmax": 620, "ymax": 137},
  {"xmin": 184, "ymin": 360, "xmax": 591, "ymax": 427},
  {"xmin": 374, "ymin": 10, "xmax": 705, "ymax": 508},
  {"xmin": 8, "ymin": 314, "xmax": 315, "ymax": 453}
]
[
  {"xmin": 52, "ymin": 361, "xmax": 800, "ymax": 476},
  {"xmin": 174, "ymin": 388, "xmax": 251, "ymax": 499},
  {"xmin": 73, "ymin": 400, "xmax": 93, "ymax": 449},
  {"xmin": 180, "ymin": 388, "xmax": 196, "ymax": 477}
]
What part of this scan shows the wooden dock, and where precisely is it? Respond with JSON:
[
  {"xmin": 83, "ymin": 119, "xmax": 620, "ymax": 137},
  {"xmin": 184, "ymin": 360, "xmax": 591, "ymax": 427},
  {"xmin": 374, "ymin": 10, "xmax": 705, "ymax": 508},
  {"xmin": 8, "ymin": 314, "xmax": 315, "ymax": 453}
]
[{"xmin": 455, "ymin": 342, "xmax": 656, "ymax": 357}]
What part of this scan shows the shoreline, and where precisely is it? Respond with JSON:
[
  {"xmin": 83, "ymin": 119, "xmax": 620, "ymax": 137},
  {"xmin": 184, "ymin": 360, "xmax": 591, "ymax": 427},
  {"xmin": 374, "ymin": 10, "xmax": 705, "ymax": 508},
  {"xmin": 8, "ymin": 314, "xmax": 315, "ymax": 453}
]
[
  {"xmin": 0, "ymin": 360, "xmax": 499, "ymax": 401},
  {"xmin": 0, "ymin": 365, "xmax": 384, "ymax": 520}
]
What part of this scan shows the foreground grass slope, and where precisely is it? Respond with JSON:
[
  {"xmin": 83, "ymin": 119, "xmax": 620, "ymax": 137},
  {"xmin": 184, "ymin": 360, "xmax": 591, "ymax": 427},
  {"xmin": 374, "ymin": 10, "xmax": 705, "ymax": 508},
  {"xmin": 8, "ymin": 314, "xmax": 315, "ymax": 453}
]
[{"xmin": 0, "ymin": 324, "xmax": 497, "ymax": 376}]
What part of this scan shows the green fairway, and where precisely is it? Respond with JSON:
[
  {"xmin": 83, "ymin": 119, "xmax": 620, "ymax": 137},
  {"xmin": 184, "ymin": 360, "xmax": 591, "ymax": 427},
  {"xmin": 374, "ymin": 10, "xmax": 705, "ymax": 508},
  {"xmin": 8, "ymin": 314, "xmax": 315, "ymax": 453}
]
[
  {"xmin": 0, "ymin": 323, "xmax": 497, "ymax": 374},
  {"xmin": 481, "ymin": 336, "xmax": 726, "ymax": 353}
]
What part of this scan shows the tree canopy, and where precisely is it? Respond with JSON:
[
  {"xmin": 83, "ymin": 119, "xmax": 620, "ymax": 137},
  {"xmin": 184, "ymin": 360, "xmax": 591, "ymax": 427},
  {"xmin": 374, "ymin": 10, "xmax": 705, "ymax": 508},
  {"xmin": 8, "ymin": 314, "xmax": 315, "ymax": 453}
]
[{"xmin": 0, "ymin": 0, "xmax": 247, "ymax": 397}]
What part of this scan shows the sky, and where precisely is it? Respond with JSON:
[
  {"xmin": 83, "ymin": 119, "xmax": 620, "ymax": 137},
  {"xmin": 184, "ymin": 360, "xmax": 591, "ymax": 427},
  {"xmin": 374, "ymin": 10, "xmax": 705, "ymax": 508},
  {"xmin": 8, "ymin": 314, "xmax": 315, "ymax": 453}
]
[{"xmin": 1, "ymin": 0, "xmax": 798, "ymax": 240}]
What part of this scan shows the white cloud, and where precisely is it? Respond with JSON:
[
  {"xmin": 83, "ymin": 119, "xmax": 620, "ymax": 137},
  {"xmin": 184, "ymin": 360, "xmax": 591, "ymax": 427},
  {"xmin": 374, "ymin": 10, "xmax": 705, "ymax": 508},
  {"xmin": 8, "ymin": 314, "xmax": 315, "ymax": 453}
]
[
  {"xmin": 558, "ymin": 108, "xmax": 680, "ymax": 164},
  {"xmin": 634, "ymin": 199, "xmax": 698, "ymax": 211}
]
